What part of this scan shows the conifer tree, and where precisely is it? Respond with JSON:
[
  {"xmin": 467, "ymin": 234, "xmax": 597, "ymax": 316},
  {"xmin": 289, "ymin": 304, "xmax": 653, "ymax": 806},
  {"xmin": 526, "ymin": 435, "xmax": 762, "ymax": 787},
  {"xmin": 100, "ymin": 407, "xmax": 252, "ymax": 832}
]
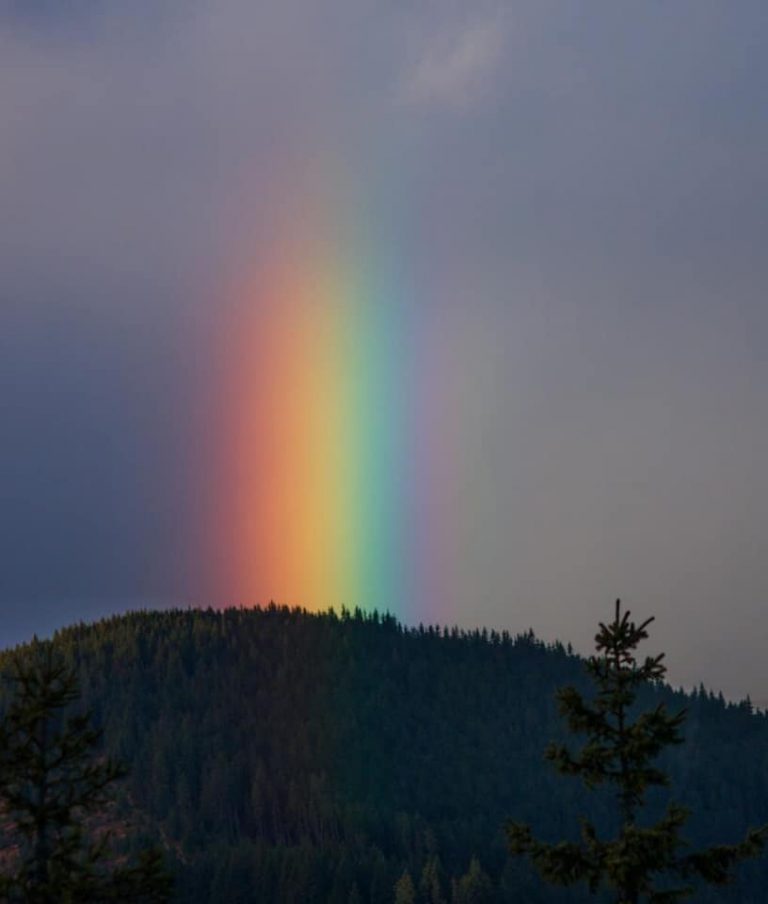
[
  {"xmin": 0, "ymin": 641, "xmax": 171, "ymax": 903},
  {"xmin": 507, "ymin": 599, "xmax": 767, "ymax": 903},
  {"xmin": 393, "ymin": 868, "xmax": 416, "ymax": 904},
  {"xmin": 452, "ymin": 857, "xmax": 493, "ymax": 904},
  {"xmin": 419, "ymin": 855, "xmax": 446, "ymax": 904}
]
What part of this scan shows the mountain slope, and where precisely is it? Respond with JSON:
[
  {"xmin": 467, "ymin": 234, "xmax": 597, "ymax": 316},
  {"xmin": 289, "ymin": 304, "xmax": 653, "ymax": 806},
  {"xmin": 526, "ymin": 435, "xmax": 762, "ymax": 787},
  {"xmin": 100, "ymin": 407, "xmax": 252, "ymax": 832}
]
[{"xmin": 4, "ymin": 606, "xmax": 767, "ymax": 902}]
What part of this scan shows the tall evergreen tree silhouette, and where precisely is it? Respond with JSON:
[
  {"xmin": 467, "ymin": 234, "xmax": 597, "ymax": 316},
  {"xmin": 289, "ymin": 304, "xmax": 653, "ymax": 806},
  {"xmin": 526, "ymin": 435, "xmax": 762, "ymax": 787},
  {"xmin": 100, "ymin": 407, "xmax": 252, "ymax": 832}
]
[
  {"xmin": 393, "ymin": 869, "xmax": 416, "ymax": 904},
  {"xmin": 507, "ymin": 599, "xmax": 767, "ymax": 903},
  {"xmin": 0, "ymin": 641, "xmax": 171, "ymax": 903}
]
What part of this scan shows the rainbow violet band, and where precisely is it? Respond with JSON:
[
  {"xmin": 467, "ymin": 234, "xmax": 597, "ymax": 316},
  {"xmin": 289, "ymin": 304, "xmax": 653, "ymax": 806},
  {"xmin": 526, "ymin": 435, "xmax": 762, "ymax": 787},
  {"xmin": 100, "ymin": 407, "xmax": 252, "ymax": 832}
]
[{"xmin": 211, "ymin": 185, "xmax": 461, "ymax": 623}]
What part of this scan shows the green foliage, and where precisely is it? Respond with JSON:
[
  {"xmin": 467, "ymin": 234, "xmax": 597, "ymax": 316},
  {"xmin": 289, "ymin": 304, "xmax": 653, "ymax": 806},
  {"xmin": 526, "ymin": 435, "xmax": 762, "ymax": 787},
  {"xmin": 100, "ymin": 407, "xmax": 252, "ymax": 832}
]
[
  {"xmin": 393, "ymin": 869, "xmax": 416, "ymax": 904},
  {"xmin": 0, "ymin": 641, "xmax": 171, "ymax": 903},
  {"xmin": 419, "ymin": 855, "xmax": 446, "ymax": 904},
  {"xmin": 452, "ymin": 856, "xmax": 494, "ymax": 904},
  {"xmin": 507, "ymin": 600, "xmax": 768, "ymax": 903},
  {"xmin": 2, "ymin": 605, "xmax": 768, "ymax": 902}
]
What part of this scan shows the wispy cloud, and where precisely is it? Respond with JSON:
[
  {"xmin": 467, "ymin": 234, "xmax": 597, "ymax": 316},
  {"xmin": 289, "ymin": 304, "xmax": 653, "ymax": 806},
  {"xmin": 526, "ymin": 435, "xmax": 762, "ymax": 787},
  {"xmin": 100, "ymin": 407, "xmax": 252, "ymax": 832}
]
[{"xmin": 403, "ymin": 19, "xmax": 504, "ymax": 107}]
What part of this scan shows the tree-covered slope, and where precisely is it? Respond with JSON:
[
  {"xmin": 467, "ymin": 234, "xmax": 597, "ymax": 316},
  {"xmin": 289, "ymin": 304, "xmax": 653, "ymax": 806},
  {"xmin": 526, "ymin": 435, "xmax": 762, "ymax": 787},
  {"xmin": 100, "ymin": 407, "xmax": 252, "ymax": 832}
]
[{"xmin": 3, "ymin": 606, "xmax": 767, "ymax": 902}]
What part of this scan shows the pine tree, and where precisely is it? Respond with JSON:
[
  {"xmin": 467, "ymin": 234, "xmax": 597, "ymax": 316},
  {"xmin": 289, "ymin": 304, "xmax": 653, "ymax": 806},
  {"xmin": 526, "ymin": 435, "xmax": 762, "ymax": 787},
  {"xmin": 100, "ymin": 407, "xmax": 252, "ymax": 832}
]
[
  {"xmin": 393, "ymin": 869, "xmax": 416, "ymax": 904},
  {"xmin": 419, "ymin": 855, "xmax": 446, "ymax": 904},
  {"xmin": 0, "ymin": 641, "xmax": 171, "ymax": 903},
  {"xmin": 507, "ymin": 599, "xmax": 767, "ymax": 903},
  {"xmin": 452, "ymin": 857, "xmax": 493, "ymax": 904}
]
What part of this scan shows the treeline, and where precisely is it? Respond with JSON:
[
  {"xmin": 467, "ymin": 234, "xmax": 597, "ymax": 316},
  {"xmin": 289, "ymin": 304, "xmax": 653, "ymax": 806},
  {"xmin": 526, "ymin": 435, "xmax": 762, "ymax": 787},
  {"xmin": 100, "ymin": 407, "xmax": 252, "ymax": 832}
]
[{"xmin": 2, "ymin": 606, "xmax": 767, "ymax": 902}]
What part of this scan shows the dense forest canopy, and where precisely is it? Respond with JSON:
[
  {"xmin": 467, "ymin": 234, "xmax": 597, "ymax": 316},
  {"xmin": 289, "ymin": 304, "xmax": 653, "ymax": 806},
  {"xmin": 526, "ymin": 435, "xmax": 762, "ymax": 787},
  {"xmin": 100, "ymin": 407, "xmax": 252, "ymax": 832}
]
[{"xmin": 2, "ymin": 606, "xmax": 766, "ymax": 902}]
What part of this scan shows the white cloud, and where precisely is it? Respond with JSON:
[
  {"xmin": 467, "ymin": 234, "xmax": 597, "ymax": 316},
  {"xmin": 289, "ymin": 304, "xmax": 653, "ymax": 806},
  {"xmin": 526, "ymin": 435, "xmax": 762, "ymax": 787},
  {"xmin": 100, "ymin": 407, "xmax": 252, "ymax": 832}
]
[{"xmin": 403, "ymin": 19, "xmax": 504, "ymax": 107}]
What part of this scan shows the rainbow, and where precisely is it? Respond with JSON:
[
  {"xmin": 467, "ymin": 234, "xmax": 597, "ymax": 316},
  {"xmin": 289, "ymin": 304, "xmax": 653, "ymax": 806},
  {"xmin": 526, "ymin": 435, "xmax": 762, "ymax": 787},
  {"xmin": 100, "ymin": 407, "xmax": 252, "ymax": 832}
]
[{"xmin": 212, "ymin": 175, "xmax": 462, "ymax": 623}]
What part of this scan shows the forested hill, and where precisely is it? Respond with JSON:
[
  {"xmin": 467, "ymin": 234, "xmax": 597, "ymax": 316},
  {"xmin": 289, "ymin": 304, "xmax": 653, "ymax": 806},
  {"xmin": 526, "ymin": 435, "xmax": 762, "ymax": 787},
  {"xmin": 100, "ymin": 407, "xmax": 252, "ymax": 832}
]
[{"xmin": 5, "ymin": 606, "xmax": 768, "ymax": 902}]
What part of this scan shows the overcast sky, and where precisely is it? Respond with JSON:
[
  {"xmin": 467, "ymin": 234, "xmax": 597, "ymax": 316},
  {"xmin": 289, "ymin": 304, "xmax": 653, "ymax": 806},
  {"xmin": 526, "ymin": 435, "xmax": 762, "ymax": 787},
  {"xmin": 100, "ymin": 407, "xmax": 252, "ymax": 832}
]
[{"xmin": 1, "ymin": 1, "xmax": 767, "ymax": 700}]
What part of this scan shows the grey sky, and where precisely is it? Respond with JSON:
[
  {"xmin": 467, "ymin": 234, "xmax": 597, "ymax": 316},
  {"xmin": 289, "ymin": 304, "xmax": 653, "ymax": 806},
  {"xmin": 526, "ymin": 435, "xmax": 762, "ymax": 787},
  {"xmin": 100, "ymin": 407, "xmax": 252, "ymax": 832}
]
[{"xmin": 1, "ymin": 1, "xmax": 766, "ymax": 699}]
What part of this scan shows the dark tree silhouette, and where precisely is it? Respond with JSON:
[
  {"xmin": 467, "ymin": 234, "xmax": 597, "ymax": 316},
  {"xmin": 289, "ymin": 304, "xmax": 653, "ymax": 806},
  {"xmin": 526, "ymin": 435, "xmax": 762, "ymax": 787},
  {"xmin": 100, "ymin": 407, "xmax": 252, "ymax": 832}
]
[
  {"xmin": 0, "ymin": 641, "xmax": 171, "ymax": 903},
  {"xmin": 507, "ymin": 599, "xmax": 767, "ymax": 903},
  {"xmin": 1, "ymin": 605, "xmax": 766, "ymax": 900}
]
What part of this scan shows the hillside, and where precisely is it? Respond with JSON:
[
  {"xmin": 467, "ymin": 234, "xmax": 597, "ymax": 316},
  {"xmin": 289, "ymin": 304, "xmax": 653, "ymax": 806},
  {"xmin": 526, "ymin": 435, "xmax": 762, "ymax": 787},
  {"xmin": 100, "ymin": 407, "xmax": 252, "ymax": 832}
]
[{"xmin": 4, "ymin": 606, "xmax": 768, "ymax": 902}]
